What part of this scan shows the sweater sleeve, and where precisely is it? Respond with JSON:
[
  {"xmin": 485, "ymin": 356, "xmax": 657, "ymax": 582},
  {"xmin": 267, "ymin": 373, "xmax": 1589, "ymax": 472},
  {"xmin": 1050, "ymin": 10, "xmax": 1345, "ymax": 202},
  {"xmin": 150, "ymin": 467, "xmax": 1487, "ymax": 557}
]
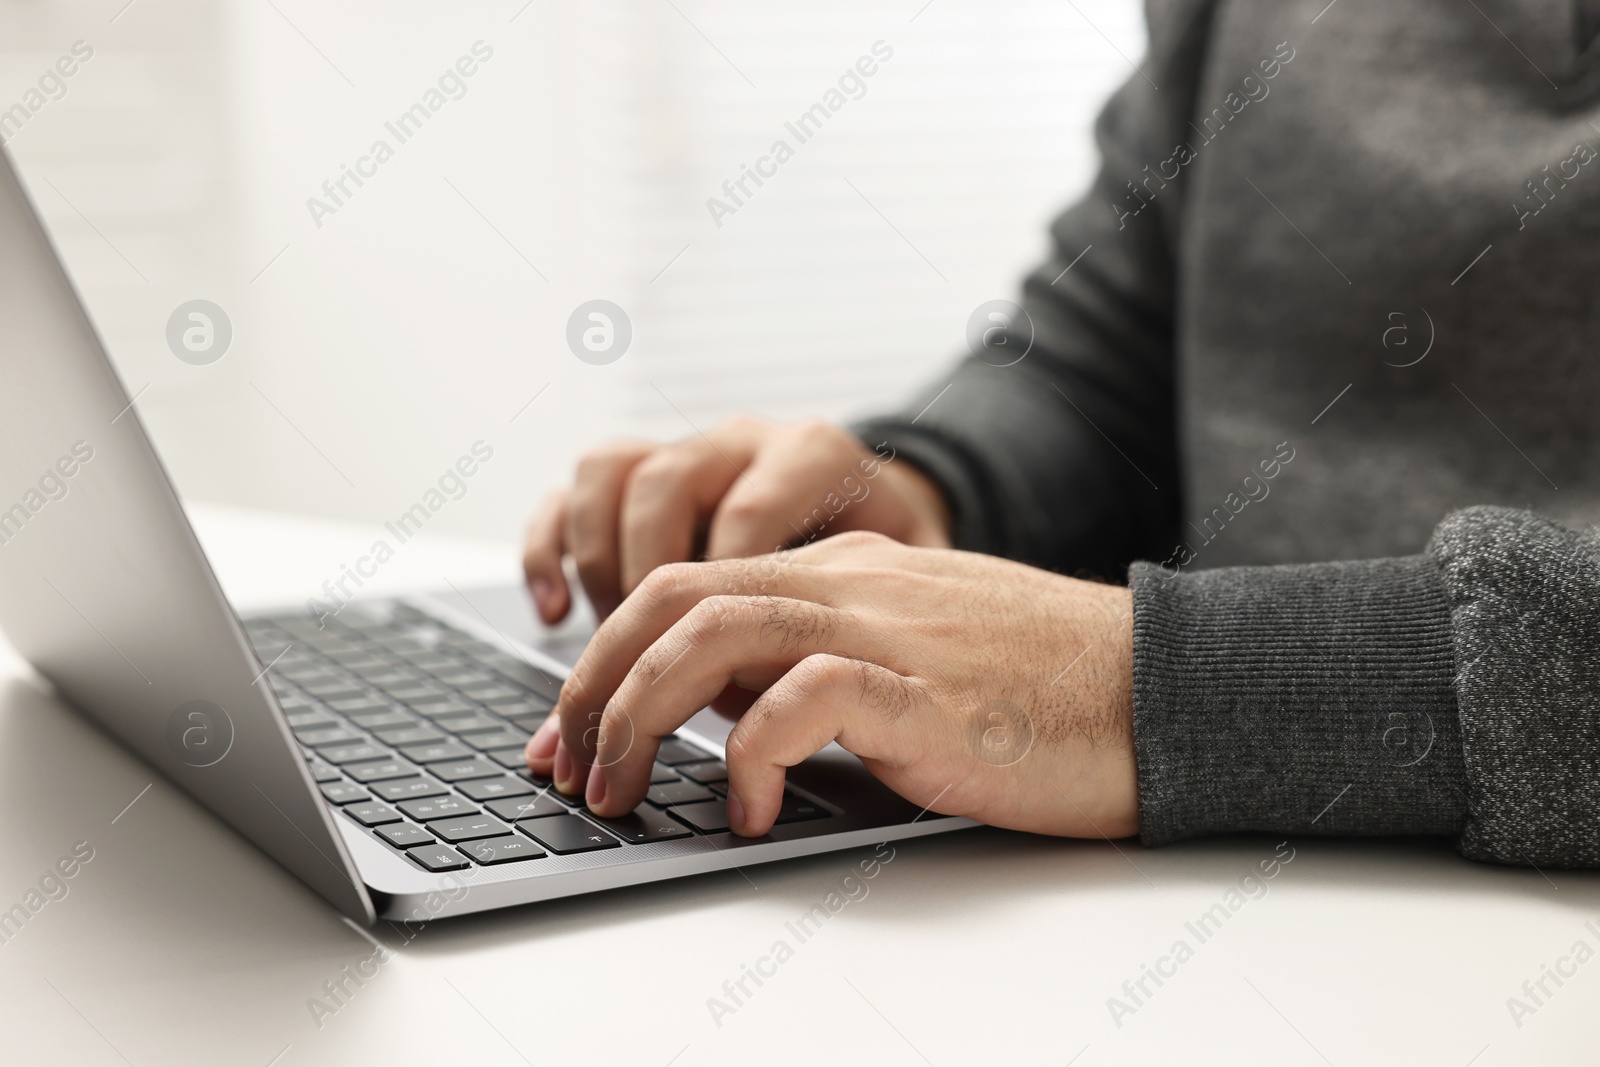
[
  {"xmin": 1130, "ymin": 505, "xmax": 1600, "ymax": 868},
  {"xmin": 851, "ymin": 0, "xmax": 1220, "ymax": 578}
]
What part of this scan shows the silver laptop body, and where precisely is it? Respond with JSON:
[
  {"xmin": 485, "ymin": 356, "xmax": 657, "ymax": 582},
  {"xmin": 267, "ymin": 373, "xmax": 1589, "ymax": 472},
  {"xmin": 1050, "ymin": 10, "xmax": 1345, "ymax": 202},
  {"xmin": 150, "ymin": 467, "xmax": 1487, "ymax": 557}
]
[{"xmin": 0, "ymin": 143, "xmax": 974, "ymax": 924}]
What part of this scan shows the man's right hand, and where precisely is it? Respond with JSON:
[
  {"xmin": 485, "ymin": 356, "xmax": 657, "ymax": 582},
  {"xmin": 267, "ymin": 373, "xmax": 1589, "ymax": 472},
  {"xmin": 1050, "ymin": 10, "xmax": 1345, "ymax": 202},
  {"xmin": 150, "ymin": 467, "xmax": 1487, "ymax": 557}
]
[{"xmin": 520, "ymin": 416, "xmax": 953, "ymax": 623}]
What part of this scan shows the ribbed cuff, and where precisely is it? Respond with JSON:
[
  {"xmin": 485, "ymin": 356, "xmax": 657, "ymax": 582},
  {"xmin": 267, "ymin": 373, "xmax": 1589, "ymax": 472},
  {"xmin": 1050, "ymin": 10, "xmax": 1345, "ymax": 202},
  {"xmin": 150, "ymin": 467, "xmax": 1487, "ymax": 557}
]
[
  {"xmin": 1130, "ymin": 555, "xmax": 1468, "ymax": 845},
  {"xmin": 848, "ymin": 419, "xmax": 1003, "ymax": 556}
]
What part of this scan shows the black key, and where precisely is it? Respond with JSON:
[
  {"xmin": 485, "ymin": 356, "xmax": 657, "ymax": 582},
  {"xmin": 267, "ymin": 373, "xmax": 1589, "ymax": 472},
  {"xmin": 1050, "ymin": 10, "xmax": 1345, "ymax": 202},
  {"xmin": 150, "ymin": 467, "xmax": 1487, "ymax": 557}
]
[
  {"xmin": 457, "ymin": 776, "xmax": 537, "ymax": 802},
  {"xmin": 321, "ymin": 781, "xmax": 371, "ymax": 805},
  {"xmin": 484, "ymin": 794, "xmax": 567, "ymax": 821},
  {"xmin": 406, "ymin": 843, "xmax": 470, "ymax": 872},
  {"xmin": 458, "ymin": 835, "xmax": 546, "ymax": 865},
  {"xmin": 371, "ymin": 777, "xmax": 449, "ymax": 802},
  {"xmin": 487, "ymin": 747, "xmax": 532, "ymax": 770},
  {"xmin": 668, "ymin": 800, "xmax": 731, "ymax": 833},
  {"xmin": 399, "ymin": 741, "xmax": 473, "ymax": 764},
  {"xmin": 306, "ymin": 756, "xmax": 342, "ymax": 783},
  {"xmin": 649, "ymin": 763, "xmax": 681, "ymax": 784},
  {"xmin": 398, "ymin": 795, "xmax": 478, "ymax": 822},
  {"xmin": 518, "ymin": 814, "xmax": 620, "ymax": 854},
  {"xmin": 329, "ymin": 697, "xmax": 393, "ymax": 715},
  {"xmin": 463, "ymin": 728, "xmax": 531, "ymax": 752},
  {"xmin": 286, "ymin": 710, "xmax": 339, "ymax": 730},
  {"xmin": 677, "ymin": 760, "xmax": 729, "ymax": 784},
  {"xmin": 656, "ymin": 738, "xmax": 714, "ymax": 765},
  {"xmin": 320, "ymin": 742, "xmax": 394, "ymax": 766},
  {"xmin": 344, "ymin": 801, "xmax": 402, "ymax": 826},
  {"xmin": 345, "ymin": 709, "xmax": 414, "ymax": 730},
  {"xmin": 593, "ymin": 806, "xmax": 695, "ymax": 844},
  {"xmin": 431, "ymin": 758, "xmax": 502, "ymax": 783},
  {"xmin": 431, "ymin": 712, "xmax": 503, "ymax": 734},
  {"xmin": 299, "ymin": 727, "xmax": 366, "ymax": 749},
  {"xmin": 345, "ymin": 759, "xmax": 419, "ymax": 783},
  {"xmin": 774, "ymin": 792, "xmax": 831, "ymax": 824},
  {"xmin": 503, "ymin": 714, "xmax": 544, "ymax": 733},
  {"xmin": 372, "ymin": 726, "xmax": 445, "ymax": 747},
  {"xmin": 410, "ymin": 700, "xmax": 482, "ymax": 721},
  {"xmin": 647, "ymin": 780, "xmax": 715, "ymax": 807},
  {"xmin": 376, "ymin": 823, "xmax": 436, "ymax": 848},
  {"xmin": 429, "ymin": 814, "xmax": 512, "ymax": 843}
]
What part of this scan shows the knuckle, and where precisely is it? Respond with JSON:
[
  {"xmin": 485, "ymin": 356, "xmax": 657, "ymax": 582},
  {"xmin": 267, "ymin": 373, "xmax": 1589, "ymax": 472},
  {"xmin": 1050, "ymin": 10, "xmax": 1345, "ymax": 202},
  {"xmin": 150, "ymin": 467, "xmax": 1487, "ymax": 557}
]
[
  {"xmin": 829, "ymin": 529, "xmax": 891, "ymax": 550},
  {"xmin": 627, "ymin": 451, "xmax": 696, "ymax": 497},
  {"xmin": 637, "ymin": 560, "xmax": 697, "ymax": 604}
]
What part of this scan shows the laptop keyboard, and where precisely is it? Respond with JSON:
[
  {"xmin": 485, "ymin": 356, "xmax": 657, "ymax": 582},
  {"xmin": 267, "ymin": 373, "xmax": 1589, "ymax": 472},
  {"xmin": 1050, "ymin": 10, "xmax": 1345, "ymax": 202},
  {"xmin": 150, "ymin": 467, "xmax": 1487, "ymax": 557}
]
[{"xmin": 242, "ymin": 602, "xmax": 831, "ymax": 874}]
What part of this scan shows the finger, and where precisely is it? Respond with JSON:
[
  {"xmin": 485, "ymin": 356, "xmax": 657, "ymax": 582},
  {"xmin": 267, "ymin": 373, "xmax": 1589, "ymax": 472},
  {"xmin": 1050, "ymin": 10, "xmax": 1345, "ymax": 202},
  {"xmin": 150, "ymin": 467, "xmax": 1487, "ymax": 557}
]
[
  {"xmin": 707, "ymin": 420, "xmax": 865, "ymax": 558},
  {"xmin": 522, "ymin": 489, "xmax": 573, "ymax": 624},
  {"xmin": 724, "ymin": 654, "xmax": 920, "ymax": 835},
  {"xmin": 552, "ymin": 557, "xmax": 844, "ymax": 791},
  {"xmin": 565, "ymin": 440, "xmax": 654, "ymax": 618},
  {"xmin": 582, "ymin": 596, "xmax": 867, "ymax": 816},
  {"xmin": 618, "ymin": 432, "xmax": 758, "ymax": 595},
  {"xmin": 523, "ymin": 710, "xmax": 559, "ymax": 776}
]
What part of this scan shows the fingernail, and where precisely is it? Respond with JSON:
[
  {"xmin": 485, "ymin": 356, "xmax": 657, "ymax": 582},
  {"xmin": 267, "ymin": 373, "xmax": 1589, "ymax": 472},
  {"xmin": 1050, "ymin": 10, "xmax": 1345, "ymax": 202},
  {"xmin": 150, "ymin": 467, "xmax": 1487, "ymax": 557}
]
[
  {"xmin": 726, "ymin": 791, "xmax": 745, "ymax": 833},
  {"xmin": 586, "ymin": 762, "xmax": 608, "ymax": 810},
  {"xmin": 554, "ymin": 739, "xmax": 573, "ymax": 792},
  {"xmin": 531, "ymin": 578, "xmax": 554, "ymax": 616},
  {"xmin": 527, "ymin": 718, "xmax": 558, "ymax": 761}
]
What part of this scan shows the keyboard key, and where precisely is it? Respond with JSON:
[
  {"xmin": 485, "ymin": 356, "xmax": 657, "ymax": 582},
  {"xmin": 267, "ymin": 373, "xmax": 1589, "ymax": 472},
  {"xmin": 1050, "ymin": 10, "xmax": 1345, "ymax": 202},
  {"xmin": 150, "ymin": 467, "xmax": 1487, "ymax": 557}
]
[
  {"xmin": 676, "ymin": 760, "xmax": 729, "ymax": 784},
  {"xmin": 463, "ymin": 728, "xmax": 531, "ymax": 752},
  {"xmin": 409, "ymin": 700, "xmax": 481, "ymax": 721},
  {"xmin": 299, "ymin": 727, "xmax": 366, "ymax": 749},
  {"xmin": 427, "ymin": 712, "xmax": 502, "ymax": 733},
  {"xmin": 487, "ymin": 747, "xmax": 533, "ymax": 770},
  {"xmin": 432, "ymin": 669, "xmax": 497, "ymax": 687},
  {"xmin": 320, "ymin": 781, "xmax": 371, "ymax": 805},
  {"xmin": 329, "ymin": 698, "xmax": 394, "ymax": 715},
  {"xmin": 668, "ymin": 800, "xmax": 731, "ymax": 833},
  {"xmin": 406, "ymin": 843, "xmax": 470, "ymax": 872},
  {"xmin": 345, "ymin": 709, "xmax": 414, "ymax": 730},
  {"xmin": 460, "ymin": 685, "xmax": 524, "ymax": 703},
  {"xmin": 429, "ymin": 814, "xmax": 512, "ymax": 843},
  {"xmin": 306, "ymin": 756, "xmax": 342, "ymax": 783},
  {"xmin": 384, "ymin": 684, "xmax": 446, "ymax": 703},
  {"xmin": 320, "ymin": 742, "xmax": 393, "ymax": 765},
  {"xmin": 650, "ymin": 763, "xmax": 681, "ymax": 784},
  {"xmin": 286, "ymin": 710, "xmax": 339, "ymax": 730},
  {"xmin": 518, "ymin": 814, "xmax": 620, "ymax": 854},
  {"xmin": 372, "ymin": 726, "xmax": 445, "ymax": 747},
  {"xmin": 399, "ymin": 741, "xmax": 473, "ymax": 764},
  {"xmin": 656, "ymin": 738, "xmax": 715, "ymax": 765},
  {"xmin": 430, "ymin": 758, "xmax": 503, "ymax": 783},
  {"xmin": 302, "ymin": 682, "xmax": 367, "ymax": 702},
  {"xmin": 457, "ymin": 776, "xmax": 536, "ymax": 802},
  {"xmin": 484, "ymin": 794, "xmax": 567, "ymax": 821},
  {"xmin": 593, "ymin": 806, "xmax": 695, "ymax": 844},
  {"xmin": 646, "ymin": 780, "xmax": 715, "ymax": 807},
  {"xmin": 376, "ymin": 823, "xmax": 436, "ymax": 849},
  {"xmin": 344, "ymin": 802, "xmax": 402, "ymax": 826},
  {"xmin": 372, "ymin": 777, "xmax": 449, "ymax": 802},
  {"xmin": 345, "ymin": 759, "xmax": 419, "ymax": 783},
  {"xmin": 398, "ymin": 795, "xmax": 478, "ymax": 822},
  {"xmin": 458, "ymin": 835, "xmax": 546, "ymax": 865},
  {"xmin": 774, "ymin": 792, "xmax": 831, "ymax": 824}
]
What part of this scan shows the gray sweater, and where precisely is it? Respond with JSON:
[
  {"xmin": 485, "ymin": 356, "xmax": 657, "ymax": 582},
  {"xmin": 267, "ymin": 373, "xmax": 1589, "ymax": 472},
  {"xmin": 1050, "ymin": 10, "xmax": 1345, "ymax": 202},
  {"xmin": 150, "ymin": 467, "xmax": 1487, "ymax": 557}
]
[{"xmin": 856, "ymin": 0, "xmax": 1600, "ymax": 866}]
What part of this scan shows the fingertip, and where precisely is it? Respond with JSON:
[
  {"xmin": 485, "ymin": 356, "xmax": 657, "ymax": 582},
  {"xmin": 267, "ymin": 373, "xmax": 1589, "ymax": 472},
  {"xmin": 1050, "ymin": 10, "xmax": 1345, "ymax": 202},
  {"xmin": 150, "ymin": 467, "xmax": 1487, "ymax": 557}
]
[{"xmin": 529, "ymin": 576, "xmax": 570, "ymax": 625}]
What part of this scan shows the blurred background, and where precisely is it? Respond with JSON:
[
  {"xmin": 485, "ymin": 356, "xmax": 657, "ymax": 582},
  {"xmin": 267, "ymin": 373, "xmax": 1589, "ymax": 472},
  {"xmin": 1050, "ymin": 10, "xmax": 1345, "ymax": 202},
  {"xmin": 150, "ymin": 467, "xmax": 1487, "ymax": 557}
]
[{"xmin": 0, "ymin": 0, "xmax": 1144, "ymax": 544}]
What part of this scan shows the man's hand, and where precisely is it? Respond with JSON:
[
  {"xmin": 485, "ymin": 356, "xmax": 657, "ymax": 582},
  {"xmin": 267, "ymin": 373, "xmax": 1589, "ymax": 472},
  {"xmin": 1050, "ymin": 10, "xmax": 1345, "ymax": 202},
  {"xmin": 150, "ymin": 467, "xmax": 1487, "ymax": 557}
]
[
  {"xmin": 523, "ymin": 532, "xmax": 1139, "ymax": 839},
  {"xmin": 520, "ymin": 417, "xmax": 953, "ymax": 623}
]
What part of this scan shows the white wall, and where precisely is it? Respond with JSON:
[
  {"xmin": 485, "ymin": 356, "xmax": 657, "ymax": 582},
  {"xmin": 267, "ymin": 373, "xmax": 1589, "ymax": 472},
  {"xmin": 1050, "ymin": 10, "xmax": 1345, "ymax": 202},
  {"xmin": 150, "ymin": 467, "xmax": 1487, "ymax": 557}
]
[{"xmin": 0, "ymin": 0, "xmax": 1146, "ymax": 542}]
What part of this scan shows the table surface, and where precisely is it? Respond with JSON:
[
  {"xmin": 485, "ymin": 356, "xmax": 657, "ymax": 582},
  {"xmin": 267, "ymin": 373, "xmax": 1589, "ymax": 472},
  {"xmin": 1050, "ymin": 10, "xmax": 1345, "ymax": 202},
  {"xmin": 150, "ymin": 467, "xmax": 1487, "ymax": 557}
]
[{"xmin": 0, "ymin": 504, "xmax": 1593, "ymax": 1067}]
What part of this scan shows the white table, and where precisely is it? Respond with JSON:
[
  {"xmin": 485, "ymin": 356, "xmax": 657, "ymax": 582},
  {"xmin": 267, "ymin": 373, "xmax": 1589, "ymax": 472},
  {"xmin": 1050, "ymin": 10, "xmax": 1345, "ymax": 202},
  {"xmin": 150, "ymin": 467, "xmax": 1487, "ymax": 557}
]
[{"xmin": 0, "ymin": 505, "xmax": 1592, "ymax": 1066}]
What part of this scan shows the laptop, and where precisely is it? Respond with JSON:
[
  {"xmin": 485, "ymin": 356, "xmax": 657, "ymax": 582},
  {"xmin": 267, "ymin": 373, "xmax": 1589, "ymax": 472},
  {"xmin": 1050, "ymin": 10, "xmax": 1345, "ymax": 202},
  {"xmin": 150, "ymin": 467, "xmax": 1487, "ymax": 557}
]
[{"xmin": 0, "ymin": 144, "xmax": 975, "ymax": 924}]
